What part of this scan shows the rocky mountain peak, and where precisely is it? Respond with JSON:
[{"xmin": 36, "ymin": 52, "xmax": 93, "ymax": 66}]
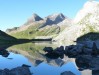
[
  {"xmin": 47, "ymin": 13, "xmax": 66, "ymax": 21},
  {"xmin": 44, "ymin": 13, "xmax": 67, "ymax": 25},
  {"xmin": 30, "ymin": 13, "xmax": 43, "ymax": 21},
  {"xmin": 25, "ymin": 13, "xmax": 43, "ymax": 25}
]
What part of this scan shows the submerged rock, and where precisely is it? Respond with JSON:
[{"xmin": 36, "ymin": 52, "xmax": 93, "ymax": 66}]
[
  {"xmin": 61, "ymin": 71, "xmax": 75, "ymax": 75},
  {"xmin": 0, "ymin": 65, "xmax": 32, "ymax": 75}
]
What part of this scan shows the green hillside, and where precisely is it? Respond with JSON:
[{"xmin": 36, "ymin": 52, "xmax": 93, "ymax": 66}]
[{"xmin": 9, "ymin": 23, "xmax": 65, "ymax": 39}]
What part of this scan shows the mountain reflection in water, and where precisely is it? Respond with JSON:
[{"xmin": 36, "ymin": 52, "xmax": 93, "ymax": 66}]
[{"xmin": 0, "ymin": 42, "xmax": 81, "ymax": 75}]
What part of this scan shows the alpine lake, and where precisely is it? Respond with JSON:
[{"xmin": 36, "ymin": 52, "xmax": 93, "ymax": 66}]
[{"xmin": 0, "ymin": 41, "xmax": 96, "ymax": 75}]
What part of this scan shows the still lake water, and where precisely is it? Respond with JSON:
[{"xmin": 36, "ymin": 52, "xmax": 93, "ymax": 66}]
[
  {"xmin": 0, "ymin": 52, "xmax": 80, "ymax": 75},
  {"xmin": 0, "ymin": 42, "xmax": 82, "ymax": 75}
]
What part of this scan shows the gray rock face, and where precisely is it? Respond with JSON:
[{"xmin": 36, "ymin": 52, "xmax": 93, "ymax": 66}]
[
  {"xmin": 44, "ymin": 13, "xmax": 67, "ymax": 25},
  {"xmin": 6, "ymin": 13, "xmax": 71, "ymax": 34},
  {"xmin": 25, "ymin": 13, "xmax": 43, "ymax": 25},
  {"xmin": 61, "ymin": 71, "xmax": 75, "ymax": 75}
]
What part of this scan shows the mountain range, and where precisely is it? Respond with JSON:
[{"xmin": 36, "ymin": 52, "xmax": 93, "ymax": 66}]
[
  {"xmin": 6, "ymin": 13, "xmax": 71, "ymax": 39},
  {"xmin": 1, "ymin": 1, "xmax": 99, "ymax": 45}
]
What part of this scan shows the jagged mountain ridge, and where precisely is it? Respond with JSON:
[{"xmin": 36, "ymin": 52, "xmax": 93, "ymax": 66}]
[
  {"xmin": 44, "ymin": 13, "xmax": 67, "ymax": 25},
  {"xmin": 6, "ymin": 13, "xmax": 71, "ymax": 39}
]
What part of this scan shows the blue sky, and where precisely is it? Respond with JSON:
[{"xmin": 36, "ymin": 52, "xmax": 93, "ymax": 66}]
[{"xmin": 0, "ymin": 0, "xmax": 99, "ymax": 31}]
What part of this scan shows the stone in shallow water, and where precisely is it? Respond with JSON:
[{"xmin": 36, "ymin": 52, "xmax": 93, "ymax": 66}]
[
  {"xmin": 61, "ymin": 71, "xmax": 75, "ymax": 75},
  {"xmin": 0, "ymin": 65, "xmax": 32, "ymax": 75}
]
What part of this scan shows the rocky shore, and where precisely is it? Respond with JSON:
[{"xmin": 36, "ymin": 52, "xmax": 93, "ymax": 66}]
[
  {"xmin": 44, "ymin": 40, "xmax": 99, "ymax": 58},
  {"xmin": 44, "ymin": 40, "xmax": 99, "ymax": 75}
]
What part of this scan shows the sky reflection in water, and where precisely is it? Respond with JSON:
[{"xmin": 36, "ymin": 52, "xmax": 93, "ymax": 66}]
[{"xmin": 0, "ymin": 52, "xmax": 81, "ymax": 75}]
